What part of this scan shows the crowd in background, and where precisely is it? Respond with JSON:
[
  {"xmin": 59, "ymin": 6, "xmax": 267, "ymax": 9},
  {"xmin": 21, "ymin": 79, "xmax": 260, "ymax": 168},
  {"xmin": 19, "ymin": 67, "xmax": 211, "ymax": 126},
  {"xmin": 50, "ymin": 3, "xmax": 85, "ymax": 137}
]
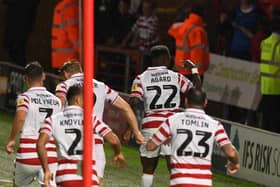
[
  {"xmin": 3, "ymin": 0, "xmax": 279, "ymax": 66},
  {"xmin": 2, "ymin": 0, "xmax": 280, "ymax": 133}
]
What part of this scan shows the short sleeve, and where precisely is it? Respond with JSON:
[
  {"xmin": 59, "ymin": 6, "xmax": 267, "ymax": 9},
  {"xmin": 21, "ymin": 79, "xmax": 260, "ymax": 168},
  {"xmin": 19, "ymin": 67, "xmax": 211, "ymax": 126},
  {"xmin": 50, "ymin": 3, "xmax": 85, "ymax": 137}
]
[
  {"xmin": 178, "ymin": 73, "xmax": 193, "ymax": 94},
  {"xmin": 131, "ymin": 75, "xmax": 144, "ymax": 98},
  {"xmin": 93, "ymin": 115, "xmax": 112, "ymax": 137},
  {"xmin": 214, "ymin": 123, "xmax": 231, "ymax": 147},
  {"xmin": 39, "ymin": 117, "xmax": 54, "ymax": 137},
  {"xmin": 151, "ymin": 119, "xmax": 171, "ymax": 145},
  {"xmin": 55, "ymin": 82, "xmax": 67, "ymax": 98},
  {"xmin": 104, "ymin": 84, "xmax": 119, "ymax": 104},
  {"xmin": 16, "ymin": 94, "xmax": 30, "ymax": 112}
]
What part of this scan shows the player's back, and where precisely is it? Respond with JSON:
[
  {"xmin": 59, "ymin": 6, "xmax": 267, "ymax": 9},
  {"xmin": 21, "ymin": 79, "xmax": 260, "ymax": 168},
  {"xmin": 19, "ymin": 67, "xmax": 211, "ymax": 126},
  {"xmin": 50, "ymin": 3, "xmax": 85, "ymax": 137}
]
[
  {"xmin": 49, "ymin": 106, "xmax": 84, "ymax": 161},
  {"xmin": 16, "ymin": 87, "xmax": 61, "ymax": 165},
  {"xmin": 167, "ymin": 108, "xmax": 230, "ymax": 186},
  {"xmin": 56, "ymin": 74, "xmax": 117, "ymax": 119},
  {"xmin": 20, "ymin": 87, "xmax": 61, "ymax": 137},
  {"xmin": 48, "ymin": 106, "xmax": 112, "ymax": 160},
  {"xmin": 45, "ymin": 106, "xmax": 108, "ymax": 186},
  {"xmin": 140, "ymin": 67, "xmax": 181, "ymax": 113},
  {"xmin": 131, "ymin": 66, "xmax": 192, "ymax": 130}
]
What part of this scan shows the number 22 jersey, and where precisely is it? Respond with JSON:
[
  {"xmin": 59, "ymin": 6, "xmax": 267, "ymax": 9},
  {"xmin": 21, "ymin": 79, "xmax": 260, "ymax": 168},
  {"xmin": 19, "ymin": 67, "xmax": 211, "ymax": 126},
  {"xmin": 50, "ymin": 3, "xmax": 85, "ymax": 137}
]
[
  {"xmin": 131, "ymin": 66, "xmax": 193, "ymax": 129},
  {"xmin": 16, "ymin": 87, "xmax": 62, "ymax": 165}
]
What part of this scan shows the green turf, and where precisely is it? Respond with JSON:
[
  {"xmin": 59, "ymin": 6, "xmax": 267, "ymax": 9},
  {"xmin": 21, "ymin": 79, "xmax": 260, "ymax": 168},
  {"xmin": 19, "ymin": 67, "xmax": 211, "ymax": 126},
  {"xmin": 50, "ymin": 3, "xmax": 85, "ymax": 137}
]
[
  {"xmin": 0, "ymin": 111, "xmax": 262, "ymax": 187},
  {"xmin": 103, "ymin": 144, "xmax": 261, "ymax": 187}
]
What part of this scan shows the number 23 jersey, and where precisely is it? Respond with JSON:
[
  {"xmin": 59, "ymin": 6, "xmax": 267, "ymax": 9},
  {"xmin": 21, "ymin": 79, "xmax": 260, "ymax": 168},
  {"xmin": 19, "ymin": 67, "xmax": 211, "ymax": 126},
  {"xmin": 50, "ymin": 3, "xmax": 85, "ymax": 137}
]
[
  {"xmin": 131, "ymin": 66, "xmax": 193, "ymax": 129},
  {"xmin": 151, "ymin": 108, "xmax": 231, "ymax": 186}
]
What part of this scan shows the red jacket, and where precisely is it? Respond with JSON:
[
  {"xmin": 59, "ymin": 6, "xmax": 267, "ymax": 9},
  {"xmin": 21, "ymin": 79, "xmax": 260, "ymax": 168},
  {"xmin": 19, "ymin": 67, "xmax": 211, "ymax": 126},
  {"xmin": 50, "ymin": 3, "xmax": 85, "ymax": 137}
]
[{"xmin": 168, "ymin": 13, "xmax": 209, "ymax": 75}]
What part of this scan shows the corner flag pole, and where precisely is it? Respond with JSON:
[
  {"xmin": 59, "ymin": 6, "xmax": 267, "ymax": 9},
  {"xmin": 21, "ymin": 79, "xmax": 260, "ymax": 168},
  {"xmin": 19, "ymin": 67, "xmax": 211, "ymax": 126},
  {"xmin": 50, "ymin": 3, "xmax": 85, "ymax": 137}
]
[{"xmin": 83, "ymin": 0, "xmax": 94, "ymax": 186}]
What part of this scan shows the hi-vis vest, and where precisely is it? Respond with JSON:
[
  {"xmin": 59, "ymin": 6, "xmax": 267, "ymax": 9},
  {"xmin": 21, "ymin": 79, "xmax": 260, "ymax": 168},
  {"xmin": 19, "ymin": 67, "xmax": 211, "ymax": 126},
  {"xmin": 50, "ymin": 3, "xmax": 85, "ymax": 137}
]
[
  {"xmin": 260, "ymin": 33, "xmax": 280, "ymax": 95},
  {"xmin": 52, "ymin": 0, "xmax": 79, "ymax": 69},
  {"xmin": 168, "ymin": 13, "xmax": 209, "ymax": 75}
]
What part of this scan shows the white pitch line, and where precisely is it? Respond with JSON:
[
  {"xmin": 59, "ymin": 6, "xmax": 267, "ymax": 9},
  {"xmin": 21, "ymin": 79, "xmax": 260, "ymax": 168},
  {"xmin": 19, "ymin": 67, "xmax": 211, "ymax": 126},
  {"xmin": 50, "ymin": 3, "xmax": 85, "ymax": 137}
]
[{"xmin": 0, "ymin": 179, "xmax": 13, "ymax": 183}]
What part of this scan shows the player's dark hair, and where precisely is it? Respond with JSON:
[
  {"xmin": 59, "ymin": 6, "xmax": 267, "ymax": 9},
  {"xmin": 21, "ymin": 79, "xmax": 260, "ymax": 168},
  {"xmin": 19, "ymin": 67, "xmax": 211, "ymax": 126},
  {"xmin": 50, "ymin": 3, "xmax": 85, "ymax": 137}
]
[
  {"xmin": 60, "ymin": 60, "xmax": 82, "ymax": 74},
  {"xmin": 66, "ymin": 84, "xmax": 83, "ymax": 103},
  {"xmin": 150, "ymin": 45, "xmax": 171, "ymax": 66},
  {"xmin": 186, "ymin": 88, "xmax": 206, "ymax": 106},
  {"xmin": 24, "ymin": 61, "xmax": 43, "ymax": 80}
]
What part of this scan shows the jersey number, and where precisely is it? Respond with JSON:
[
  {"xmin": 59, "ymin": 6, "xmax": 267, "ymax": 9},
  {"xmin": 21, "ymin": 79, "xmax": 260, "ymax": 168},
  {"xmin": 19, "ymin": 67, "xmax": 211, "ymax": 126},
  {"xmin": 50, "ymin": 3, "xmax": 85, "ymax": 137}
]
[
  {"xmin": 93, "ymin": 93, "xmax": 97, "ymax": 106},
  {"xmin": 39, "ymin": 108, "xmax": 53, "ymax": 119},
  {"xmin": 177, "ymin": 129, "xmax": 212, "ymax": 158},
  {"xmin": 65, "ymin": 128, "xmax": 83, "ymax": 155},
  {"xmin": 147, "ymin": 85, "xmax": 177, "ymax": 110}
]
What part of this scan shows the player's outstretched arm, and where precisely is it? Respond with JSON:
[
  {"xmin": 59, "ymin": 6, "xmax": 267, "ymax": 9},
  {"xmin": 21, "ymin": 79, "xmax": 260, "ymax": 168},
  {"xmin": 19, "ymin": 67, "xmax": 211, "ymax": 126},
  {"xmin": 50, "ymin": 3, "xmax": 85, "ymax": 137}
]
[
  {"xmin": 37, "ymin": 133, "xmax": 52, "ymax": 187},
  {"xmin": 6, "ymin": 110, "xmax": 26, "ymax": 154},
  {"xmin": 114, "ymin": 96, "xmax": 145, "ymax": 144},
  {"xmin": 183, "ymin": 60, "xmax": 202, "ymax": 90},
  {"xmin": 104, "ymin": 131, "xmax": 126, "ymax": 168},
  {"xmin": 221, "ymin": 144, "xmax": 240, "ymax": 174}
]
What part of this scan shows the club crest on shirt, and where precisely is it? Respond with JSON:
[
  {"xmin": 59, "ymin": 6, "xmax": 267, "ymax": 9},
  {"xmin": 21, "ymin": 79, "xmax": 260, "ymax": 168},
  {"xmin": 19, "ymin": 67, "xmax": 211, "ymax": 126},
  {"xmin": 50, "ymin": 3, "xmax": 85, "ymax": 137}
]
[
  {"xmin": 132, "ymin": 84, "xmax": 137, "ymax": 91},
  {"xmin": 17, "ymin": 98, "xmax": 25, "ymax": 106}
]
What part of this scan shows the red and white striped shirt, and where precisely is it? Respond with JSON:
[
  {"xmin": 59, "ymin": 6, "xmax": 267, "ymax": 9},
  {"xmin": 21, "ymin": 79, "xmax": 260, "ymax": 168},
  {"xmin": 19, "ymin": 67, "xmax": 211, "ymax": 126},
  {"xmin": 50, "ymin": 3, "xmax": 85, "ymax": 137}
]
[
  {"xmin": 151, "ymin": 108, "xmax": 231, "ymax": 187},
  {"xmin": 40, "ymin": 105, "xmax": 112, "ymax": 186},
  {"xmin": 56, "ymin": 73, "xmax": 118, "ymax": 143},
  {"xmin": 55, "ymin": 73, "xmax": 119, "ymax": 119},
  {"xmin": 131, "ymin": 15, "xmax": 159, "ymax": 50},
  {"xmin": 131, "ymin": 66, "xmax": 193, "ymax": 129},
  {"xmin": 16, "ymin": 87, "xmax": 62, "ymax": 165}
]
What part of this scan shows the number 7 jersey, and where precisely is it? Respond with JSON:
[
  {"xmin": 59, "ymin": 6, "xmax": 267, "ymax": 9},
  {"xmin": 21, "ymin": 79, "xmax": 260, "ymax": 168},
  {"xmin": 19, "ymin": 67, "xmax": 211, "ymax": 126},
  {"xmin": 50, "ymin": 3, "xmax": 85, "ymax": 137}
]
[
  {"xmin": 16, "ymin": 87, "xmax": 62, "ymax": 165},
  {"xmin": 131, "ymin": 66, "xmax": 193, "ymax": 129}
]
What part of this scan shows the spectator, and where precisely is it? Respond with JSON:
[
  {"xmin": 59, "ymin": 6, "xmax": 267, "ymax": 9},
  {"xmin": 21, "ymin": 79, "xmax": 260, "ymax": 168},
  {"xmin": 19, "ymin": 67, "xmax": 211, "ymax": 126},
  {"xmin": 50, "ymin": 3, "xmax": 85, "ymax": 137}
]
[
  {"xmin": 95, "ymin": 0, "xmax": 119, "ymax": 44},
  {"xmin": 106, "ymin": 0, "xmax": 135, "ymax": 45},
  {"xmin": 168, "ymin": 2, "xmax": 209, "ymax": 83},
  {"xmin": 214, "ymin": 0, "xmax": 238, "ymax": 55},
  {"xmin": 229, "ymin": 0, "xmax": 259, "ymax": 61},
  {"xmin": 121, "ymin": 0, "xmax": 159, "ymax": 52},
  {"xmin": 251, "ymin": 15, "xmax": 270, "ymax": 63},
  {"xmin": 3, "ymin": 0, "xmax": 40, "ymax": 66},
  {"xmin": 129, "ymin": 0, "xmax": 142, "ymax": 18},
  {"xmin": 260, "ymin": 9, "xmax": 280, "ymax": 133},
  {"xmin": 215, "ymin": 11, "xmax": 233, "ymax": 55},
  {"xmin": 52, "ymin": 0, "xmax": 79, "ymax": 70}
]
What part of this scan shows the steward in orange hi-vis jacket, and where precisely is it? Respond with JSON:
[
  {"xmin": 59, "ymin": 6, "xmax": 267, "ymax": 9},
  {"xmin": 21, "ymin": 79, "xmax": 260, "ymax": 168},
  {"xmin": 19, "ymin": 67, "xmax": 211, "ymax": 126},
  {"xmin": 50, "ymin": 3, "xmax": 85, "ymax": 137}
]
[
  {"xmin": 168, "ymin": 9, "xmax": 209, "ymax": 76},
  {"xmin": 52, "ymin": 0, "xmax": 79, "ymax": 69}
]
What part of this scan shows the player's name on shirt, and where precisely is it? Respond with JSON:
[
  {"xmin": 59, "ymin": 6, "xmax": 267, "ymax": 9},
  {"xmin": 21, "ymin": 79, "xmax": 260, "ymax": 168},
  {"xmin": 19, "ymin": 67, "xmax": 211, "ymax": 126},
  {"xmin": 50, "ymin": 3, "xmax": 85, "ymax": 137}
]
[
  {"xmin": 181, "ymin": 115, "xmax": 209, "ymax": 128},
  {"xmin": 59, "ymin": 119, "xmax": 82, "ymax": 126},
  {"xmin": 150, "ymin": 72, "xmax": 171, "ymax": 83},
  {"xmin": 30, "ymin": 97, "xmax": 60, "ymax": 106}
]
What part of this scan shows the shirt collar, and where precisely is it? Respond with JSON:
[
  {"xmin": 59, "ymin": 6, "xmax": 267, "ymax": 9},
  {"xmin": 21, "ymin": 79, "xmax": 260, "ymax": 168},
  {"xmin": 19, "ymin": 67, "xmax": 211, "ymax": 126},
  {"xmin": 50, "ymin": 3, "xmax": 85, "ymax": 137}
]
[
  {"xmin": 28, "ymin": 87, "xmax": 46, "ymax": 91},
  {"xmin": 147, "ymin": 66, "xmax": 167, "ymax": 71},
  {"xmin": 64, "ymin": 105, "xmax": 83, "ymax": 111},
  {"xmin": 71, "ymin": 73, "xmax": 84, "ymax": 78},
  {"xmin": 185, "ymin": 108, "xmax": 205, "ymax": 114}
]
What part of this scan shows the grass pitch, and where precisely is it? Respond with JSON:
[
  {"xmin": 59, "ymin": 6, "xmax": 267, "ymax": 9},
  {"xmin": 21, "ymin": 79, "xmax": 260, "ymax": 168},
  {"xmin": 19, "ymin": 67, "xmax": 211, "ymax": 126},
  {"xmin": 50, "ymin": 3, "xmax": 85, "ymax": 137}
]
[{"xmin": 0, "ymin": 111, "xmax": 261, "ymax": 187}]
